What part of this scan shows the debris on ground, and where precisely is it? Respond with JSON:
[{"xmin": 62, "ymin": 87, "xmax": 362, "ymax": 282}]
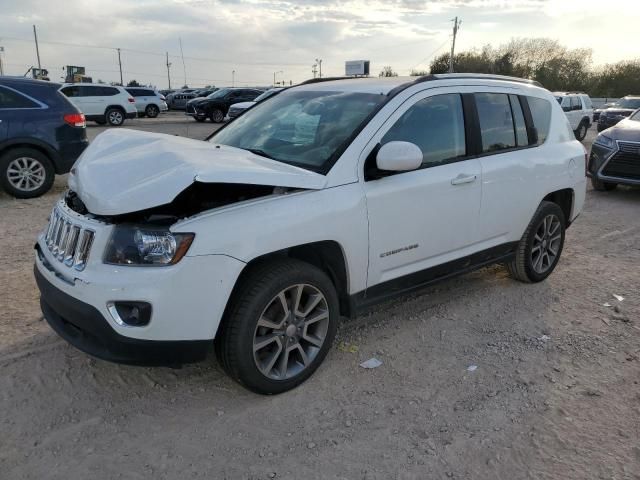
[
  {"xmin": 613, "ymin": 294, "xmax": 624, "ymax": 302},
  {"xmin": 538, "ymin": 335, "xmax": 551, "ymax": 341},
  {"xmin": 467, "ymin": 365, "xmax": 478, "ymax": 372},
  {"xmin": 360, "ymin": 358, "xmax": 383, "ymax": 369},
  {"xmin": 338, "ymin": 342, "xmax": 359, "ymax": 353}
]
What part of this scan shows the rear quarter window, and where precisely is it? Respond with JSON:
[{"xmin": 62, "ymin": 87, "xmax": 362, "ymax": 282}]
[
  {"xmin": 0, "ymin": 86, "xmax": 39, "ymax": 108},
  {"xmin": 526, "ymin": 96, "xmax": 552, "ymax": 145}
]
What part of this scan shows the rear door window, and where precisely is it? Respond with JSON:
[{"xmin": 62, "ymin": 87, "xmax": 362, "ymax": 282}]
[
  {"xmin": 570, "ymin": 96, "xmax": 582, "ymax": 111},
  {"xmin": 526, "ymin": 96, "xmax": 552, "ymax": 145},
  {"xmin": 0, "ymin": 87, "xmax": 39, "ymax": 108},
  {"xmin": 61, "ymin": 86, "xmax": 80, "ymax": 97},
  {"xmin": 475, "ymin": 93, "xmax": 516, "ymax": 153},
  {"xmin": 381, "ymin": 93, "xmax": 466, "ymax": 168}
]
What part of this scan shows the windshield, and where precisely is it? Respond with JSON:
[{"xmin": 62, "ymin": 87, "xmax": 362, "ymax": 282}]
[
  {"xmin": 207, "ymin": 88, "xmax": 229, "ymax": 99},
  {"xmin": 210, "ymin": 89, "xmax": 386, "ymax": 172},
  {"xmin": 617, "ymin": 98, "xmax": 640, "ymax": 109}
]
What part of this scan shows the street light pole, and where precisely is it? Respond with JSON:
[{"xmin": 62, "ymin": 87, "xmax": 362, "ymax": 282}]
[
  {"xmin": 33, "ymin": 25, "xmax": 42, "ymax": 73},
  {"xmin": 117, "ymin": 48, "xmax": 123, "ymax": 85},
  {"xmin": 273, "ymin": 70, "xmax": 283, "ymax": 87},
  {"xmin": 232, "ymin": 70, "xmax": 235, "ymax": 87}
]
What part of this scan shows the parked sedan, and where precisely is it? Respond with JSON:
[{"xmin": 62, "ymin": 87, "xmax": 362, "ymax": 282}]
[
  {"xmin": 588, "ymin": 108, "xmax": 640, "ymax": 190},
  {"xmin": 0, "ymin": 77, "xmax": 88, "ymax": 198},
  {"xmin": 125, "ymin": 87, "xmax": 168, "ymax": 118},
  {"xmin": 227, "ymin": 88, "xmax": 284, "ymax": 119},
  {"xmin": 597, "ymin": 96, "xmax": 640, "ymax": 131},
  {"xmin": 185, "ymin": 87, "xmax": 263, "ymax": 122}
]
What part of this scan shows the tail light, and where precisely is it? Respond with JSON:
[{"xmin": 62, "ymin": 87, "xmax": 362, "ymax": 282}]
[
  {"xmin": 128, "ymin": 97, "xmax": 135, "ymax": 103},
  {"xmin": 63, "ymin": 113, "xmax": 86, "ymax": 127}
]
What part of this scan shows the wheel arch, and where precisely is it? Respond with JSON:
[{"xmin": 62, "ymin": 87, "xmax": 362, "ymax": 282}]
[
  {"xmin": 104, "ymin": 104, "xmax": 126, "ymax": 115},
  {"xmin": 225, "ymin": 240, "xmax": 353, "ymax": 320},
  {"xmin": 542, "ymin": 188, "xmax": 574, "ymax": 226},
  {"xmin": 0, "ymin": 140, "xmax": 60, "ymax": 172}
]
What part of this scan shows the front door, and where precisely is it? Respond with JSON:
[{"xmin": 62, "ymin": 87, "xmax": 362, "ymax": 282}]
[{"xmin": 363, "ymin": 90, "xmax": 482, "ymax": 289}]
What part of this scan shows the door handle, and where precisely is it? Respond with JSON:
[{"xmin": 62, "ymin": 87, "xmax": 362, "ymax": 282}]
[{"xmin": 451, "ymin": 174, "xmax": 477, "ymax": 185}]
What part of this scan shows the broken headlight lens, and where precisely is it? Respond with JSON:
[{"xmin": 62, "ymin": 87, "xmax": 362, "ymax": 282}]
[{"xmin": 104, "ymin": 226, "xmax": 195, "ymax": 266}]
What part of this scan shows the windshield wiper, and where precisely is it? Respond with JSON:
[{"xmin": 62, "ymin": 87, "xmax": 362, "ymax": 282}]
[{"xmin": 244, "ymin": 148, "xmax": 276, "ymax": 160}]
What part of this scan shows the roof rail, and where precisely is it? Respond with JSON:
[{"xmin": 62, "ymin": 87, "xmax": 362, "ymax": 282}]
[
  {"xmin": 299, "ymin": 76, "xmax": 366, "ymax": 85},
  {"xmin": 424, "ymin": 73, "xmax": 543, "ymax": 87}
]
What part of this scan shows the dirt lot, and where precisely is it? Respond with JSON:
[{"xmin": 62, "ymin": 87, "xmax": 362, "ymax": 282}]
[{"xmin": 1, "ymin": 121, "xmax": 639, "ymax": 480}]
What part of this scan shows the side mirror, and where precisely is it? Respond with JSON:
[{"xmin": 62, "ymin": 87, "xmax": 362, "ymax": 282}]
[{"xmin": 376, "ymin": 141, "xmax": 423, "ymax": 172}]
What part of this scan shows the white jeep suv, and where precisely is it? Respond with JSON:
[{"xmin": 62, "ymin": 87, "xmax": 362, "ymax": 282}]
[
  {"xmin": 554, "ymin": 92, "xmax": 594, "ymax": 141},
  {"xmin": 35, "ymin": 75, "xmax": 586, "ymax": 394},
  {"xmin": 60, "ymin": 84, "xmax": 137, "ymax": 126}
]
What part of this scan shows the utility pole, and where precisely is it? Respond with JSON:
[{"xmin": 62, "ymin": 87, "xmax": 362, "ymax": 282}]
[
  {"xmin": 448, "ymin": 16, "xmax": 460, "ymax": 73},
  {"xmin": 116, "ymin": 48, "xmax": 123, "ymax": 85},
  {"xmin": 0, "ymin": 46, "xmax": 4, "ymax": 76},
  {"xmin": 312, "ymin": 63, "xmax": 317, "ymax": 79},
  {"xmin": 165, "ymin": 51, "xmax": 172, "ymax": 89},
  {"xmin": 273, "ymin": 70, "xmax": 283, "ymax": 87},
  {"xmin": 179, "ymin": 38, "xmax": 187, "ymax": 86},
  {"xmin": 33, "ymin": 25, "xmax": 42, "ymax": 73},
  {"xmin": 315, "ymin": 58, "xmax": 322, "ymax": 78},
  {"xmin": 232, "ymin": 70, "xmax": 235, "ymax": 87}
]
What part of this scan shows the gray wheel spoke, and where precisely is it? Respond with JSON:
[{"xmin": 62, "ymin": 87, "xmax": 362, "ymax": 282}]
[
  {"xmin": 253, "ymin": 283, "xmax": 330, "ymax": 380},
  {"xmin": 531, "ymin": 245, "xmax": 541, "ymax": 255},
  {"xmin": 253, "ymin": 333, "xmax": 280, "ymax": 352}
]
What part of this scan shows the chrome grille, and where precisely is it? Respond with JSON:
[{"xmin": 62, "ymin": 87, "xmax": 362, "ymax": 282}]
[{"xmin": 44, "ymin": 207, "xmax": 94, "ymax": 271}]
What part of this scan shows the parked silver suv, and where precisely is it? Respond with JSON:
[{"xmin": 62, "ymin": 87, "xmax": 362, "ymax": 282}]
[{"xmin": 125, "ymin": 88, "xmax": 168, "ymax": 118}]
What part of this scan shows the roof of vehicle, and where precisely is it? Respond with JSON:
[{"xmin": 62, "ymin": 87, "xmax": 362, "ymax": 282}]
[
  {"xmin": 294, "ymin": 74, "xmax": 543, "ymax": 95},
  {"xmin": 60, "ymin": 83, "xmax": 124, "ymax": 88},
  {"xmin": 553, "ymin": 91, "xmax": 589, "ymax": 96},
  {"xmin": 126, "ymin": 86, "xmax": 157, "ymax": 90},
  {"xmin": 0, "ymin": 76, "xmax": 60, "ymax": 88}
]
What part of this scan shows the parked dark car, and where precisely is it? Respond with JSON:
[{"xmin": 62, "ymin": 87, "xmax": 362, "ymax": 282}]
[
  {"xmin": 588, "ymin": 108, "xmax": 640, "ymax": 191},
  {"xmin": 227, "ymin": 87, "xmax": 284, "ymax": 119},
  {"xmin": 597, "ymin": 96, "xmax": 640, "ymax": 131},
  {"xmin": 166, "ymin": 89, "xmax": 198, "ymax": 110},
  {"xmin": 0, "ymin": 77, "xmax": 88, "ymax": 198},
  {"xmin": 593, "ymin": 102, "xmax": 616, "ymax": 123},
  {"xmin": 185, "ymin": 87, "xmax": 263, "ymax": 122}
]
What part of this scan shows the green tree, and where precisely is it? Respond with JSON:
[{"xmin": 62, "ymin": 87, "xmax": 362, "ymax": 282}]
[{"xmin": 127, "ymin": 79, "xmax": 141, "ymax": 87}]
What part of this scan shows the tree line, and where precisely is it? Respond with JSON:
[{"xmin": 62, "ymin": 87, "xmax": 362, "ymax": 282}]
[{"xmin": 381, "ymin": 38, "xmax": 639, "ymax": 98}]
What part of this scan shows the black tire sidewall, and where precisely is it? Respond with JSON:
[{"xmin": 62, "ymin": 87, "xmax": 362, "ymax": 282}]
[
  {"xmin": 106, "ymin": 108, "xmax": 125, "ymax": 126},
  {"xmin": 221, "ymin": 261, "xmax": 339, "ymax": 394},
  {"xmin": 575, "ymin": 122, "xmax": 587, "ymax": 141},
  {"xmin": 0, "ymin": 148, "xmax": 55, "ymax": 198},
  {"xmin": 210, "ymin": 109, "xmax": 224, "ymax": 123},
  {"xmin": 145, "ymin": 104, "xmax": 159, "ymax": 118},
  {"xmin": 522, "ymin": 203, "xmax": 566, "ymax": 282}
]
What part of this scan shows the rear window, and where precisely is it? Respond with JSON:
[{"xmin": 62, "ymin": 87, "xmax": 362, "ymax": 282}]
[
  {"xmin": 475, "ymin": 93, "xmax": 516, "ymax": 152},
  {"xmin": 526, "ymin": 96, "xmax": 552, "ymax": 145},
  {"xmin": 0, "ymin": 86, "xmax": 39, "ymax": 108}
]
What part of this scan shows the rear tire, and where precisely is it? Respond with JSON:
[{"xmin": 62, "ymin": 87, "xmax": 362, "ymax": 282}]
[
  {"xmin": 145, "ymin": 104, "xmax": 160, "ymax": 118},
  {"xmin": 0, "ymin": 148, "xmax": 55, "ymax": 198},
  {"xmin": 215, "ymin": 259, "xmax": 339, "ymax": 394},
  {"xmin": 574, "ymin": 121, "xmax": 588, "ymax": 141},
  {"xmin": 506, "ymin": 201, "xmax": 566, "ymax": 283},
  {"xmin": 591, "ymin": 177, "xmax": 617, "ymax": 191},
  {"xmin": 105, "ymin": 107, "xmax": 125, "ymax": 126}
]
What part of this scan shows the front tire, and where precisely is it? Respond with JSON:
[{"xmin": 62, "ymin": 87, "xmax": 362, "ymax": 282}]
[
  {"xmin": 105, "ymin": 107, "xmax": 125, "ymax": 126},
  {"xmin": 0, "ymin": 148, "xmax": 55, "ymax": 198},
  {"xmin": 591, "ymin": 177, "xmax": 617, "ymax": 191},
  {"xmin": 215, "ymin": 259, "xmax": 339, "ymax": 394},
  {"xmin": 210, "ymin": 109, "xmax": 224, "ymax": 123},
  {"xmin": 506, "ymin": 201, "xmax": 566, "ymax": 283}
]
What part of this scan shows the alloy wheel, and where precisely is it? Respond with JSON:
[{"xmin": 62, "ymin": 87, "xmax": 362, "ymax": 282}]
[
  {"xmin": 530, "ymin": 214, "xmax": 562, "ymax": 274},
  {"xmin": 253, "ymin": 284, "xmax": 330, "ymax": 380},
  {"xmin": 6, "ymin": 157, "xmax": 46, "ymax": 192},
  {"xmin": 108, "ymin": 110, "xmax": 124, "ymax": 125}
]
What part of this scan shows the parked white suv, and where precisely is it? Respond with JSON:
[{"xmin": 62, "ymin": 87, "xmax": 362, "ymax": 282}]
[
  {"xmin": 554, "ymin": 92, "xmax": 593, "ymax": 141},
  {"xmin": 59, "ymin": 84, "xmax": 137, "ymax": 126},
  {"xmin": 35, "ymin": 75, "xmax": 586, "ymax": 394},
  {"xmin": 125, "ymin": 87, "xmax": 168, "ymax": 118}
]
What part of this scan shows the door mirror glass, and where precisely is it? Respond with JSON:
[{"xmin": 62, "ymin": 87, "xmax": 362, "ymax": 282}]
[{"xmin": 376, "ymin": 141, "xmax": 423, "ymax": 172}]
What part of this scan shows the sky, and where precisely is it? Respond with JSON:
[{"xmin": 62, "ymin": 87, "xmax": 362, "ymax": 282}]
[{"xmin": 0, "ymin": 0, "xmax": 638, "ymax": 88}]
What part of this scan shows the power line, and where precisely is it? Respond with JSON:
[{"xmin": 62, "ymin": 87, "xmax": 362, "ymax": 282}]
[{"xmin": 408, "ymin": 38, "xmax": 451, "ymax": 72}]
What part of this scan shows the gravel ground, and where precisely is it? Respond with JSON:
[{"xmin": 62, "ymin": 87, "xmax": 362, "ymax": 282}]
[{"xmin": 1, "ymin": 122, "xmax": 639, "ymax": 480}]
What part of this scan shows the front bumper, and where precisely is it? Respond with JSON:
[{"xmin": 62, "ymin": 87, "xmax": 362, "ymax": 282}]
[
  {"xmin": 588, "ymin": 141, "xmax": 640, "ymax": 185},
  {"xmin": 34, "ymin": 199, "xmax": 247, "ymax": 351},
  {"xmin": 36, "ymin": 264, "xmax": 210, "ymax": 365}
]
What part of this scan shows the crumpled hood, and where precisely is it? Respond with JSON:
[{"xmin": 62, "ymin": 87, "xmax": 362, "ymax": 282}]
[{"xmin": 69, "ymin": 129, "xmax": 326, "ymax": 216}]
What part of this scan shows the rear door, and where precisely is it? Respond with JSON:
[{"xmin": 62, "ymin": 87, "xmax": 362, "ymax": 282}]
[
  {"xmin": 60, "ymin": 85, "xmax": 84, "ymax": 112},
  {"xmin": 77, "ymin": 86, "xmax": 103, "ymax": 115}
]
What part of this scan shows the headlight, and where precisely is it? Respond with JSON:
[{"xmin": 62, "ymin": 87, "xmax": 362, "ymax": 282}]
[
  {"xmin": 594, "ymin": 134, "xmax": 615, "ymax": 149},
  {"xmin": 104, "ymin": 226, "xmax": 194, "ymax": 266}
]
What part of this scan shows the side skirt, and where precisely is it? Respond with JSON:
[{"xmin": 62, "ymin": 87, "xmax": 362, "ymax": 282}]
[{"xmin": 350, "ymin": 242, "xmax": 518, "ymax": 315}]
